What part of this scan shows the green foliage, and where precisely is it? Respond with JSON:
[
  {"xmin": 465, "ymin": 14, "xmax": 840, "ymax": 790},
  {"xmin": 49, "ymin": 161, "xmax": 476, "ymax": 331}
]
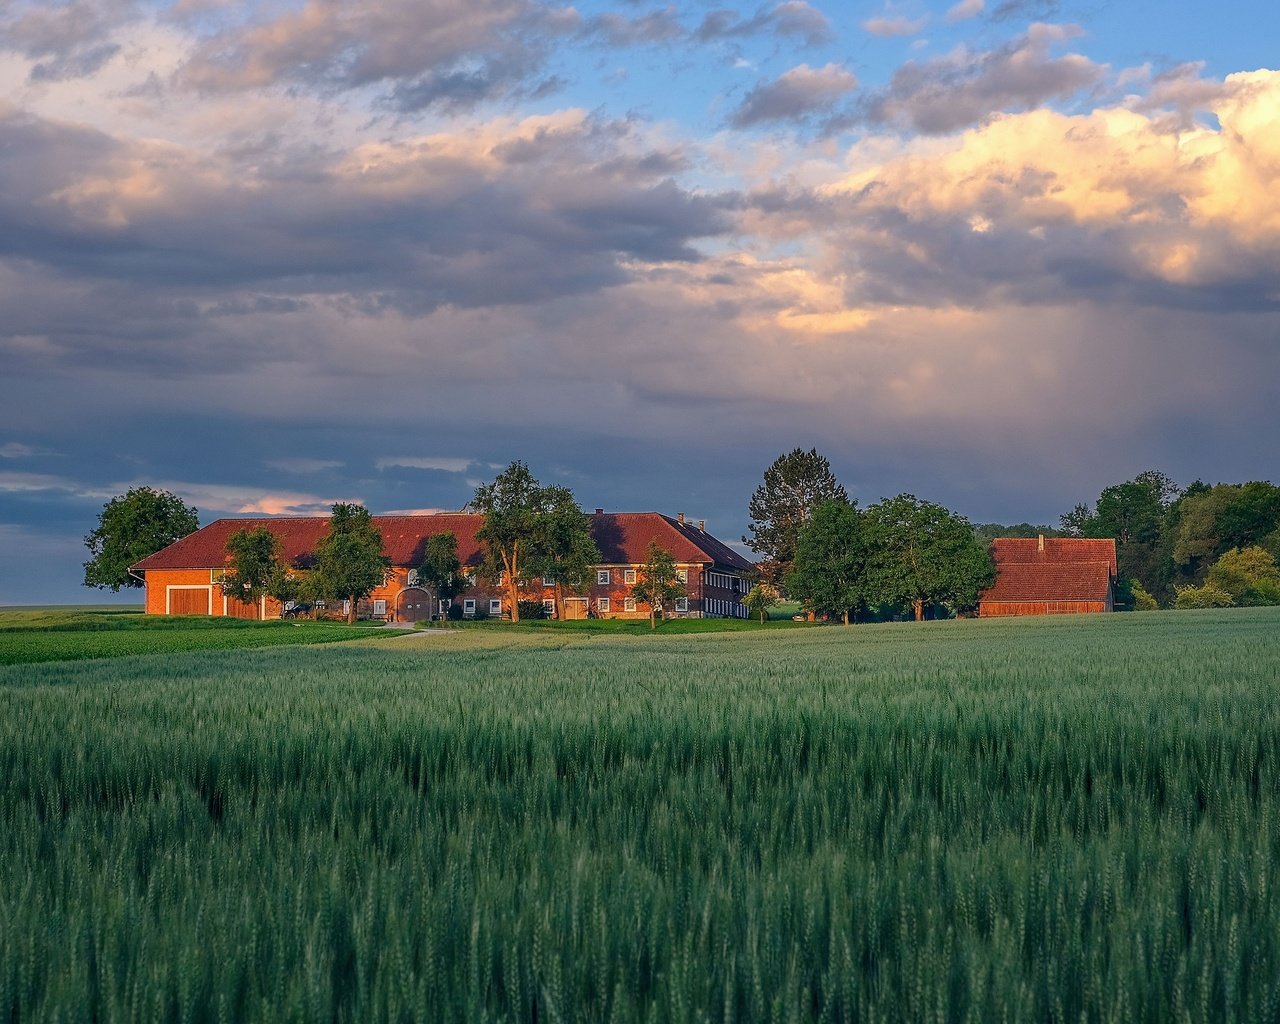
[
  {"xmin": 417, "ymin": 532, "xmax": 468, "ymax": 613},
  {"xmin": 220, "ymin": 527, "xmax": 285, "ymax": 612},
  {"xmin": 743, "ymin": 582, "xmax": 779, "ymax": 623},
  {"xmin": 309, "ymin": 504, "xmax": 392, "ymax": 623},
  {"xmin": 631, "ymin": 541, "xmax": 686, "ymax": 628},
  {"xmin": 787, "ymin": 499, "xmax": 866, "ymax": 623},
  {"xmin": 1173, "ymin": 483, "xmax": 1280, "ymax": 573},
  {"xmin": 1128, "ymin": 578, "xmax": 1159, "ymax": 611},
  {"xmin": 472, "ymin": 464, "xmax": 596, "ymax": 622},
  {"xmin": 5, "ymin": 611, "xmax": 1280, "ymax": 1020},
  {"xmin": 83, "ymin": 487, "xmax": 198, "ymax": 591},
  {"xmin": 1206, "ymin": 546, "xmax": 1280, "ymax": 606},
  {"xmin": 864, "ymin": 494, "xmax": 995, "ymax": 620},
  {"xmin": 1174, "ymin": 584, "xmax": 1234, "ymax": 609},
  {"xmin": 744, "ymin": 448, "xmax": 847, "ymax": 584}
]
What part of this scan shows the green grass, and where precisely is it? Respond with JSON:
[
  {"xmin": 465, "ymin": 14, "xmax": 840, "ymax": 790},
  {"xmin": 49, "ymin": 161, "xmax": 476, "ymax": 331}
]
[
  {"xmin": 2, "ymin": 608, "xmax": 1279, "ymax": 1021},
  {"xmin": 0, "ymin": 607, "xmax": 409, "ymax": 666},
  {"xmin": 451, "ymin": 612, "xmax": 819, "ymax": 634}
]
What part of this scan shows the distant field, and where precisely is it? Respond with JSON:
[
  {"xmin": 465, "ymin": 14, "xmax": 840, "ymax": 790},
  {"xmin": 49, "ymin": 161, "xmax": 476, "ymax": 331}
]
[
  {"xmin": 0, "ymin": 607, "xmax": 408, "ymax": 666},
  {"xmin": 2, "ymin": 609, "xmax": 1279, "ymax": 1020}
]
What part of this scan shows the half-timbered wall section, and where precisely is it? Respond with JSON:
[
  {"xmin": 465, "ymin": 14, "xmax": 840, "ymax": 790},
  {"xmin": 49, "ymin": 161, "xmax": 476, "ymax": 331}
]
[{"xmin": 132, "ymin": 511, "xmax": 755, "ymax": 621}]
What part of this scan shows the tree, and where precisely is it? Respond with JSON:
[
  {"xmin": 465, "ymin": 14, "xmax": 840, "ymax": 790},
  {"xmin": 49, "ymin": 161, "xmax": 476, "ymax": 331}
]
[
  {"xmin": 1061, "ymin": 470, "xmax": 1180, "ymax": 599},
  {"xmin": 310, "ymin": 503, "xmax": 391, "ymax": 624},
  {"xmin": 471, "ymin": 463, "xmax": 596, "ymax": 622},
  {"xmin": 744, "ymin": 582, "xmax": 779, "ymax": 624},
  {"xmin": 84, "ymin": 487, "xmax": 198, "ymax": 591},
  {"xmin": 864, "ymin": 494, "xmax": 995, "ymax": 621},
  {"xmin": 528, "ymin": 486, "xmax": 600, "ymax": 619},
  {"xmin": 786, "ymin": 499, "xmax": 867, "ymax": 624},
  {"xmin": 744, "ymin": 448, "xmax": 847, "ymax": 586},
  {"xmin": 220, "ymin": 527, "xmax": 285, "ymax": 618},
  {"xmin": 416, "ymin": 532, "xmax": 468, "ymax": 619},
  {"xmin": 632, "ymin": 541, "xmax": 686, "ymax": 629}
]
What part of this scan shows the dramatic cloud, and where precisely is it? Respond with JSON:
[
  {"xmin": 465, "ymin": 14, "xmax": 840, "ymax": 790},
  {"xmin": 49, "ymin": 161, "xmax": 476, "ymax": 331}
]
[
  {"xmin": 731, "ymin": 63, "xmax": 858, "ymax": 127},
  {"xmin": 178, "ymin": 0, "xmax": 579, "ymax": 108},
  {"xmin": 860, "ymin": 23, "xmax": 1105, "ymax": 133}
]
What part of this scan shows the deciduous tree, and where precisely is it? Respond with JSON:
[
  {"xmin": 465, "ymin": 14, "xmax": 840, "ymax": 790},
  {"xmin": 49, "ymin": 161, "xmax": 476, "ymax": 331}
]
[
  {"xmin": 416, "ymin": 532, "xmax": 468, "ymax": 620},
  {"xmin": 221, "ymin": 527, "xmax": 285, "ymax": 618},
  {"xmin": 310, "ymin": 503, "xmax": 391, "ymax": 624},
  {"xmin": 787, "ymin": 499, "xmax": 867, "ymax": 624},
  {"xmin": 84, "ymin": 487, "xmax": 198, "ymax": 591},
  {"xmin": 865, "ymin": 494, "xmax": 994, "ymax": 621},
  {"xmin": 744, "ymin": 581, "xmax": 779, "ymax": 624},
  {"xmin": 632, "ymin": 541, "xmax": 686, "ymax": 629},
  {"xmin": 744, "ymin": 448, "xmax": 847, "ymax": 586}
]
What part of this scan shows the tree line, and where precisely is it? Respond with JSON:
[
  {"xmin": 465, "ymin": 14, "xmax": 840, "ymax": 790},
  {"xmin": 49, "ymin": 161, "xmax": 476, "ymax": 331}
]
[
  {"xmin": 1057, "ymin": 470, "xmax": 1280, "ymax": 609},
  {"xmin": 743, "ymin": 449, "xmax": 995, "ymax": 622}
]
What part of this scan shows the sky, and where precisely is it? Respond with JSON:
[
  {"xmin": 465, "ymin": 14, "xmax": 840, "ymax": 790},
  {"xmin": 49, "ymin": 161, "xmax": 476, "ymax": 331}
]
[{"xmin": 2, "ymin": 0, "xmax": 1279, "ymax": 604}]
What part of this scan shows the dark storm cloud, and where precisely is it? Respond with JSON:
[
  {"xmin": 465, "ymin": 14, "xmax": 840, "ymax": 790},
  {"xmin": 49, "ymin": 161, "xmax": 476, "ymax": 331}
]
[
  {"xmin": 730, "ymin": 63, "xmax": 857, "ymax": 127},
  {"xmin": 856, "ymin": 24, "xmax": 1104, "ymax": 133}
]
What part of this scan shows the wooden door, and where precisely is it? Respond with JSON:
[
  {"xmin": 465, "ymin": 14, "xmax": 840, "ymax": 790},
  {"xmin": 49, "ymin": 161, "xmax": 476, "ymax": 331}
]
[
  {"xmin": 396, "ymin": 588, "xmax": 433, "ymax": 622},
  {"xmin": 169, "ymin": 588, "xmax": 210, "ymax": 615},
  {"xmin": 562, "ymin": 598, "xmax": 588, "ymax": 620}
]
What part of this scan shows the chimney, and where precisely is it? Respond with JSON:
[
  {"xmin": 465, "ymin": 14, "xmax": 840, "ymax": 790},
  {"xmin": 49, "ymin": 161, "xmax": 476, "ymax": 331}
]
[
  {"xmin": 595, "ymin": 508, "xmax": 604, "ymax": 516},
  {"xmin": 677, "ymin": 512, "xmax": 685, "ymax": 524},
  {"xmin": 698, "ymin": 520, "xmax": 705, "ymax": 532},
  {"xmin": 1038, "ymin": 534, "xmax": 1045, "ymax": 552}
]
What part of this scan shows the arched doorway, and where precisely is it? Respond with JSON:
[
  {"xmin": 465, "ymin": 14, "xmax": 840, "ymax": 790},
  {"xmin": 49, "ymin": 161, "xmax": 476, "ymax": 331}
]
[{"xmin": 396, "ymin": 587, "xmax": 432, "ymax": 623}]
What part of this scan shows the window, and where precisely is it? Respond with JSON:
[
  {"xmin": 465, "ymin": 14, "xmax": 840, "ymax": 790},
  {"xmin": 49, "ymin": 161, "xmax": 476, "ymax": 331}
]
[
  {"xmin": 624, "ymin": 597, "xmax": 637, "ymax": 612},
  {"xmin": 676, "ymin": 569, "xmax": 688, "ymax": 583},
  {"xmin": 597, "ymin": 597, "xmax": 610, "ymax": 614},
  {"xmin": 463, "ymin": 599, "xmax": 476, "ymax": 617},
  {"xmin": 373, "ymin": 600, "xmax": 387, "ymax": 616},
  {"xmin": 542, "ymin": 599, "xmax": 555, "ymax": 616},
  {"xmin": 497, "ymin": 571, "xmax": 506, "ymax": 587},
  {"xmin": 597, "ymin": 569, "xmax": 611, "ymax": 585},
  {"xmin": 406, "ymin": 569, "xmax": 420, "ymax": 586},
  {"xmin": 465, "ymin": 571, "xmax": 477, "ymax": 586},
  {"xmin": 623, "ymin": 569, "xmax": 636, "ymax": 585},
  {"xmin": 542, "ymin": 576, "xmax": 555, "ymax": 588},
  {"xmin": 490, "ymin": 599, "xmax": 502, "ymax": 616},
  {"xmin": 343, "ymin": 600, "xmax": 351, "ymax": 615},
  {"xmin": 675, "ymin": 597, "xmax": 688, "ymax": 612}
]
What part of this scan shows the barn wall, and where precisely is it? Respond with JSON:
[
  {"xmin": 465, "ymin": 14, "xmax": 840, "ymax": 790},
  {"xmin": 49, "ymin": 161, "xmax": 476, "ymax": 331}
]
[{"xmin": 979, "ymin": 601, "xmax": 1108, "ymax": 617}]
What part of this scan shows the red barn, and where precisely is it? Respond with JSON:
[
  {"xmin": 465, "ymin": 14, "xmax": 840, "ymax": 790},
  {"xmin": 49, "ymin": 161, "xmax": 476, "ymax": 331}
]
[
  {"xmin": 130, "ymin": 511, "xmax": 755, "ymax": 621},
  {"xmin": 979, "ymin": 536, "xmax": 1118, "ymax": 617}
]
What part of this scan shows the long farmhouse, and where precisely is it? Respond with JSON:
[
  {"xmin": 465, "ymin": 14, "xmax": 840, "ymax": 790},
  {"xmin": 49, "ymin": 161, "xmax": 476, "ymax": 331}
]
[{"xmin": 131, "ymin": 510, "xmax": 755, "ymax": 621}]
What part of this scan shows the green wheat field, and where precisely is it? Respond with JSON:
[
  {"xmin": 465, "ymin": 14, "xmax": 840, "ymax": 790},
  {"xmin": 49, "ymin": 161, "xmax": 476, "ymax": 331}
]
[{"xmin": 3, "ymin": 608, "xmax": 1278, "ymax": 1021}]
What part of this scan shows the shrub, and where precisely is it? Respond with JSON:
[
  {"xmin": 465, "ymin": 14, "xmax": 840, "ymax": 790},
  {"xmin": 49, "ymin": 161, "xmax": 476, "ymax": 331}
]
[
  {"xmin": 1174, "ymin": 584, "xmax": 1234, "ymax": 609},
  {"xmin": 446, "ymin": 604, "xmax": 464, "ymax": 621},
  {"xmin": 517, "ymin": 600, "xmax": 547, "ymax": 620}
]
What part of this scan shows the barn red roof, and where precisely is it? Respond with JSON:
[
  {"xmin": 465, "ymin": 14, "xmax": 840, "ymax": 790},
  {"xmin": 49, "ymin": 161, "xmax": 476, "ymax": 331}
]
[
  {"xmin": 131, "ymin": 512, "xmax": 755, "ymax": 573},
  {"xmin": 981, "ymin": 537, "xmax": 1117, "ymax": 604}
]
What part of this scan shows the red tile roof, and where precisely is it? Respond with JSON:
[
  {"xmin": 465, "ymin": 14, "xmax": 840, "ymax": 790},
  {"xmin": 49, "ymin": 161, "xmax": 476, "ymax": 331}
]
[
  {"xmin": 131, "ymin": 512, "xmax": 755, "ymax": 573},
  {"xmin": 991, "ymin": 537, "xmax": 1117, "ymax": 575},
  {"xmin": 981, "ymin": 537, "xmax": 1117, "ymax": 604}
]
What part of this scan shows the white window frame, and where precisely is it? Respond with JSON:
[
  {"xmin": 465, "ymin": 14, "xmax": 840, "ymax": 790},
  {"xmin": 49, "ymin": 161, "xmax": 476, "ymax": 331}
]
[
  {"xmin": 542, "ymin": 598, "xmax": 555, "ymax": 616},
  {"xmin": 597, "ymin": 569, "xmax": 611, "ymax": 585},
  {"xmin": 597, "ymin": 597, "xmax": 610, "ymax": 614},
  {"xmin": 373, "ymin": 599, "xmax": 387, "ymax": 617},
  {"xmin": 676, "ymin": 568, "xmax": 688, "ymax": 583},
  {"xmin": 624, "ymin": 597, "xmax": 637, "ymax": 612},
  {"xmin": 463, "ymin": 598, "xmax": 476, "ymax": 617},
  {"xmin": 675, "ymin": 597, "xmax": 688, "ymax": 612},
  {"xmin": 542, "ymin": 576, "xmax": 555, "ymax": 588},
  {"xmin": 489, "ymin": 598, "xmax": 502, "ymax": 616},
  {"xmin": 623, "ymin": 569, "xmax": 636, "ymax": 585},
  {"xmin": 465, "ymin": 571, "xmax": 477, "ymax": 586},
  {"xmin": 407, "ymin": 569, "xmax": 420, "ymax": 586}
]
